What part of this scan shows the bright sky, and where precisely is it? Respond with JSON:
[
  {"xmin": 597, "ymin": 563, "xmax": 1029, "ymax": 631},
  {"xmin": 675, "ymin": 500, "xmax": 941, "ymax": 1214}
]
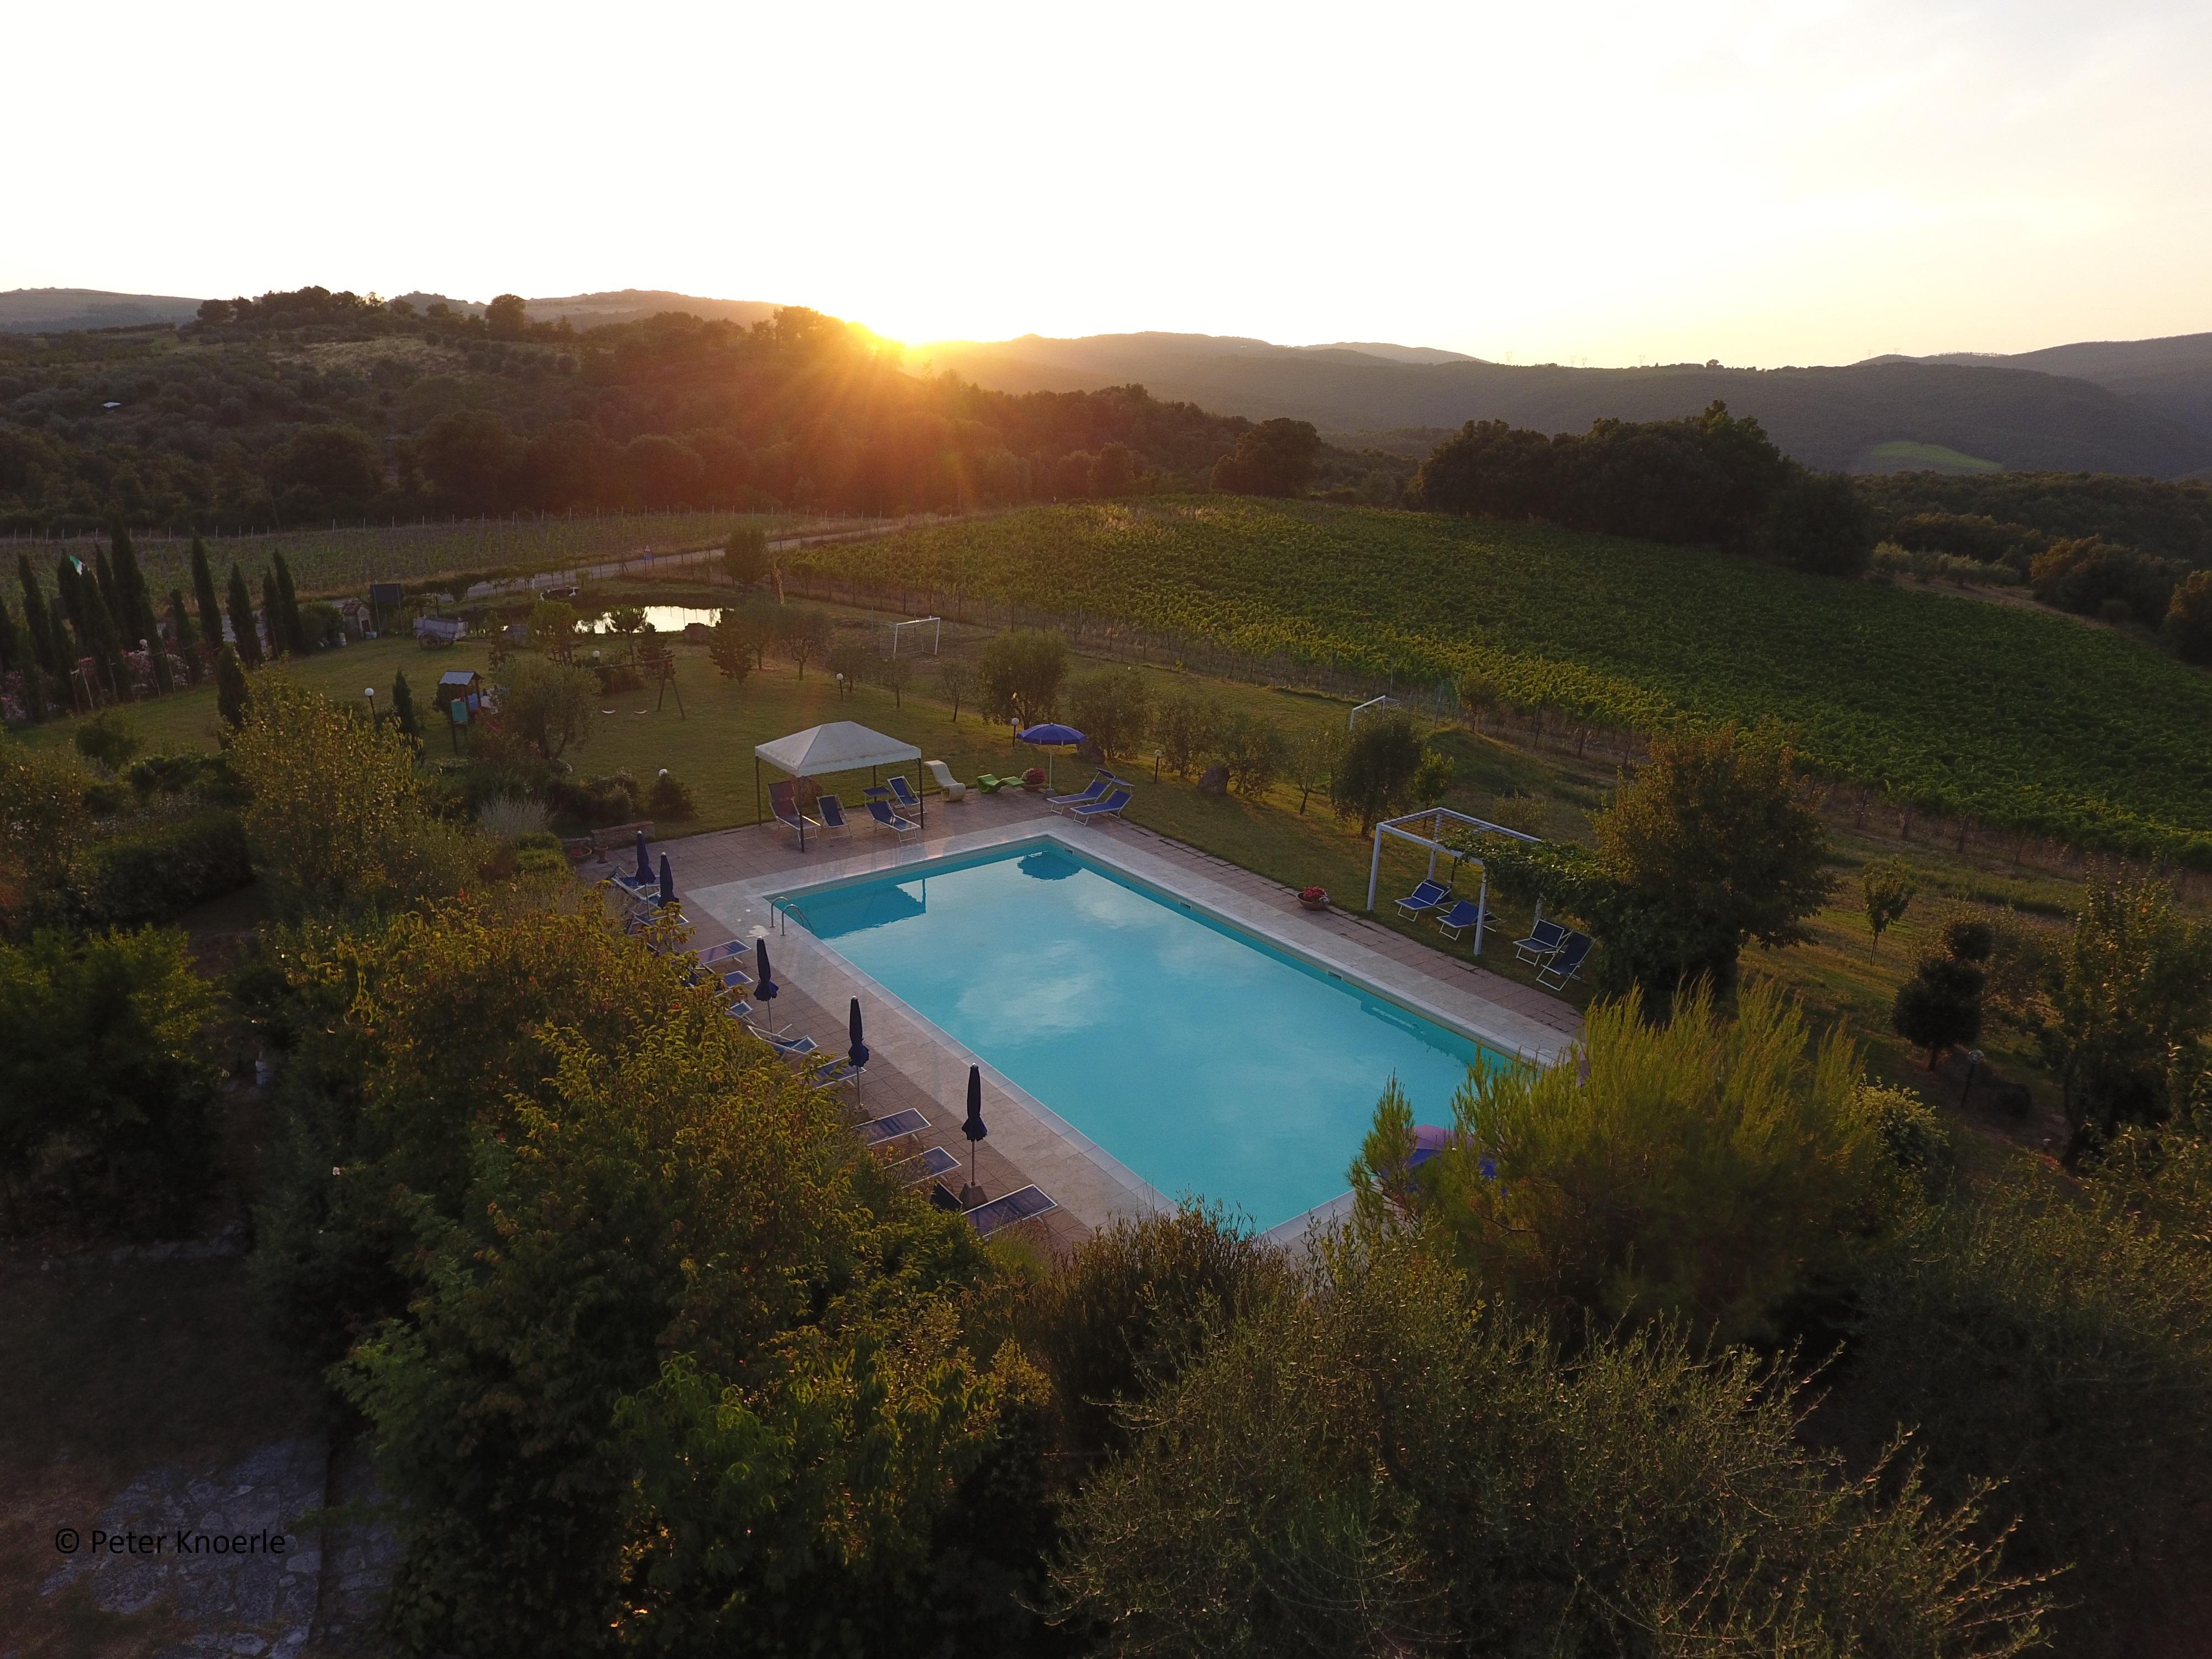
[{"xmin": 12, "ymin": 0, "xmax": 2210, "ymax": 367}]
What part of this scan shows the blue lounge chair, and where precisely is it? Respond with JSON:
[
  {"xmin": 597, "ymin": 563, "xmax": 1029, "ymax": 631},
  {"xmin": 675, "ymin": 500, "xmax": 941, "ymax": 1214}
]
[
  {"xmin": 813, "ymin": 793, "xmax": 851, "ymax": 837},
  {"xmin": 1436, "ymin": 899, "xmax": 1485, "ymax": 941},
  {"xmin": 964, "ymin": 1185, "xmax": 1059, "ymax": 1237},
  {"xmin": 864, "ymin": 796, "xmax": 920, "ymax": 840},
  {"xmin": 768, "ymin": 780, "xmax": 809, "ymax": 848},
  {"xmin": 810, "ymin": 1055, "xmax": 869, "ymax": 1092},
  {"xmin": 695, "ymin": 939, "xmax": 749, "ymax": 969},
  {"xmin": 1067, "ymin": 786, "xmax": 1133, "ymax": 825},
  {"xmin": 887, "ymin": 775, "xmax": 925, "ymax": 821},
  {"xmin": 1536, "ymin": 931, "xmax": 1594, "ymax": 990},
  {"xmin": 855, "ymin": 1107, "xmax": 928, "ymax": 1146},
  {"xmin": 1046, "ymin": 772, "xmax": 1113, "ymax": 808},
  {"xmin": 732, "ymin": 1010, "xmax": 817, "ymax": 1058},
  {"xmin": 888, "ymin": 1145, "xmax": 961, "ymax": 1186},
  {"xmin": 1513, "ymin": 918, "xmax": 1567, "ymax": 965},
  {"xmin": 1394, "ymin": 879, "xmax": 1451, "ymax": 919}
]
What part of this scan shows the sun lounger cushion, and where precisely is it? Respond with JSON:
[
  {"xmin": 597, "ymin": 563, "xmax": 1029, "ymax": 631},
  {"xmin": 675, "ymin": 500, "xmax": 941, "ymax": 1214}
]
[
  {"xmin": 1394, "ymin": 880, "xmax": 1450, "ymax": 917},
  {"xmin": 1436, "ymin": 899, "xmax": 1484, "ymax": 938},
  {"xmin": 1068, "ymin": 787, "xmax": 1131, "ymax": 823},
  {"xmin": 965, "ymin": 1184, "xmax": 1058, "ymax": 1237},
  {"xmin": 857, "ymin": 1107, "xmax": 930, "ymax": 1145}
]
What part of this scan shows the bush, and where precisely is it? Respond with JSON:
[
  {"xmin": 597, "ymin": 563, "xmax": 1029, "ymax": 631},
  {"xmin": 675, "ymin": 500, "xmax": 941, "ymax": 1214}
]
[
  {"xmin": 2165, "ymin": 568, "xmax": 2212, "ymax": 664},
  {"xmin": 476, "ymin": 795, "xmax": 550, "ymax": 841},
  {"xmin": 72, "ymin": 708, "xmax": 142, "ymax": 771},
  {"xmin": 1057, "ymin": 1237, "xmax": 2043, "ymax": 1657},
  {"xmin": 1331, "ymin": 713, "xmax": 1423, "ymax": 833},
  {"xmin": 69, "ymin": 809, "xmax": 253, "ymax": 927},
  {"xmin": 497, "ymin": 653, "xmax": 599, "ymax": 760},
  {"xmin": 1067, "ymin": 666, "xmax": 1152, "ymax": 763},
  {"xmin": 646, "ymin": 769, "xmax": 695, "ymax": 820},
  {"xmin": 1215, "ymin": 711, "xmax": 1287, "ymax": 798},
  {"xmin": 551, "ymin": 770, "xmax": 645, "ymax": 827},
  {"xmin": 1837, "ymin": 1171, "xmax": 2212, "ymax": 1658},
  {"xmin": 0, "ymin": 926, "xmax": 217, "ymax": 1234},
  {"xmin": 1892, "ymin": 953, "xmax": 1985, "ymax": 1065},
  {"xmin": 978, "ymin": 628, "xmax": 1067, "ymax": 727},
  {"xmin": 1370, "ymin": 980, "xmax": 1882, "ymax": 1344},
  {"xmin": 1757, "ymin": 465, "xmax": 1875, "ymax": 577}
]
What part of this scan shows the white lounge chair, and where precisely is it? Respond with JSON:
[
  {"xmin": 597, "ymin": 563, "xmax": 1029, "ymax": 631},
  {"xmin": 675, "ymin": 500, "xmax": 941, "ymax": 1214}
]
[{"xmin": 924, "ymin": 759, "xmax": 967, "ymax": 802}]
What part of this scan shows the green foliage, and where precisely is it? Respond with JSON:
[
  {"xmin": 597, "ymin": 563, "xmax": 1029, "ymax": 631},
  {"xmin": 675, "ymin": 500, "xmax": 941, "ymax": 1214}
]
[
  {"xmin": 1374, "ymin": 982, "xmax": 1881, "ymax": 1344},
  {"xmin": 1863, "ymin": 856, "xmax": 1918, "ymax": 955},
  {"xmin": 826, "ymin": 637, "xmax": 869, "ymax": 696},
  {"xmin": 721, "ymin": 523, "xmax": 770, "ymax": 587},
  {"xmin": 227, "ymin": 667, "xmax": 470, "ymax": 917},
  {"xmin": 790, "ymin": 498, "xmax": 2212, "ymax": 859},
  {"xmin": 248, "ymin": 902, "xmax": 1027, "ymax": 1655},
  {"xmin": 1210, "ymin": 417, "xmax": 1321, "ymax": 498},
  {"xmin": 67, "ymin": 809, "xmax": 252, "ymax": 928},
  {"xmin": 2038, "ymin": 870, "xmax": 2212, "ymax": 1141},
  {"xmin": 526, "ymin": 597, "xmax": 580, "ymax": 658},
  {"xmin": 2167, "ymin": 567, "xmax": 2212, "ymax": 663},
  {"xmin": 0, "ymin": 927, "xmax": 216, "ymax": 1233},
  {"xmin": 0, "ymin": 744, "xmax": 90, "ymax": 937},
  {"xmin": 223, "ymin": 563, "xmax": 262, "ymax": 667},
  {"xmin": 646, "ymin": 769, "xmax": 695, "ymax": 821},
  {"xmin": 1893, "ymin": 953, "xmax": 1985, "ymax": 1065},
  {"xmin": 1214, "ymin": 710, "xmax": 1287, "ymax": 798},
  {"xmin": 72, "ymin": 708, "xmax": 142, "ymax": 771},
  {"xmin": 1056, "ymin": 1236, "xmax": 2043, "ymax": 1658},
  {"xmin": 496, "ymin": 653, "xmax": 599, "ymax": 760},
  {"xmin": 874, "ymin": 651, "xmax": 914, "ymax": 707},
  {"xmin": 1840, "ymin": 1167, "xmax": 2212, "ymax": 1658},
  {"xmin": 215, "ymin": 644, "xmax": 251, "ymax": 733},
  {"xmin": 1150, "ymin": 692, "xmax": 1219, "ymax": 780},
  {"xmin": 2030, "ymin": 535, "xmax": 2183, "ymax": 628},
  {"xmin": 706, "ymin": 607, "xmax": 757, "ymax": 681},
  {"xmin": 1757, "ymin": 465, "xmax": 1876, "ymax": 576},
  {"xmin": 1331, "ymin": 712, "xmax": 1423, "ymax": 833},
  {"xmin": 1067, "ymin": 666, "xmax": 1151, "ymax": 763},
  {"xmin": 977, "ymin": 628, "xmax": 1067, "ymax": 728},
  {"xmin": 933, "ymin": 656, "xmax": 974, "ymax": 721},
  {"xmin": 1021, "ymin": 1202, "xmax": 1294, "ymax": 1461},
  {"xmin": 1858, "ymin": 471, "xmax": 2212, "ymax": 571},
  {"xmin": 1286, "ymin": 723, "xmax": 1344, "ymax": 813},
  {"xmin": 389, "ymin": 668, "xmax": 420, "ymax": 742},
  {"xmin": 770, "ymin": 603, "xmax": 832, "ymax": 679}
]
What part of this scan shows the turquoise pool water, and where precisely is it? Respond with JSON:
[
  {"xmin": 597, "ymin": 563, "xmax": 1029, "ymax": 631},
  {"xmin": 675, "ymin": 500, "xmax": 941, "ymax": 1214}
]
[{"xmin": 780, "ymin": 840, "xmax": 1499, "ymax": 1230}]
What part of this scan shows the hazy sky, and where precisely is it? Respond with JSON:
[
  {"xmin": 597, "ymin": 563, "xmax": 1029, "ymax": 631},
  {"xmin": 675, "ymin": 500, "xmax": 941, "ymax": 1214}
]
[{"xmin": 12, "ymin": 0, "xmax": 2209, "ymax": 366}]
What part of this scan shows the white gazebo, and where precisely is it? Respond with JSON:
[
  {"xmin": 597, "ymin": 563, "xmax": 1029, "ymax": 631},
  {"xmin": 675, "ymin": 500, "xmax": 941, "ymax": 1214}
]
[
  {"xmin": 1364, "ymin": 806, "xmax": 1544, "ymax": 956},
  {"xmin": 753, "ymin": 721, "xmax": 924, "ymax": 844}
]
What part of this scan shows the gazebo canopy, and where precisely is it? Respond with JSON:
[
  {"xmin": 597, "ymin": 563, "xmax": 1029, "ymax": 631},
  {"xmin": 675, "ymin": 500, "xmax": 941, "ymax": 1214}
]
[{"xmin": 753, "ymin": 721, "xmax": 921, "ymax": 778}]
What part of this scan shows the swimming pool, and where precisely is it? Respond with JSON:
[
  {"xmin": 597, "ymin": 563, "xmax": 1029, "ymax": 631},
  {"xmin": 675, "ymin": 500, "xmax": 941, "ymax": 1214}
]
[{"xmin": 777, "ymin": 839, "xmax": 1501, "ymax": 1231}]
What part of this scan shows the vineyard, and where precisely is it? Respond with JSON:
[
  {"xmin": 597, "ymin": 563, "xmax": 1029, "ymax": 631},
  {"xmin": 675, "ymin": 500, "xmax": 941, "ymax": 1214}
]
[
  {"xmin": 787, "ymin": 498, "xmax": 2212, "ymax": 860},
  {"xmin": 3, "ymin": 510, "xmax": 859, "ymax": 603}
]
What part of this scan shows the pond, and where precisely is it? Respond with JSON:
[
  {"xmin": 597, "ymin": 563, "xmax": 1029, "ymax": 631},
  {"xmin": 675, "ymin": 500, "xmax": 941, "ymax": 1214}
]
[{"xmin": 588, "ymin": 606, "xmax": 723, "ymax": 634}]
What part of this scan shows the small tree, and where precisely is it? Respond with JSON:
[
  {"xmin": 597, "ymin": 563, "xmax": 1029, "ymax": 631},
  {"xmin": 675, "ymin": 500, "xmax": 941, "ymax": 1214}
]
[
  {"xmin": 528, "ymin": 599, "xmax": 580, "ymax": 660},
  {"xmin": 226, "ymin": 565, "xmax": 262, "ymax": 666},
  {"xmin": 978, "ymin": 628, "xmax": 1067, "ymax": 728},
  {"xmin": 1332, "ymin": 714, "xmax": 1424, "ymax": 834},
  {"xmin": 215, "ymin": 644, "xmax": 251, "ymax": 733},
  {"xmin": 707, "ymin": 611, "xmax": 754, "ymax": 682},
  {"xmin": 189, "ymin": 535, "xmax": 224, "ymax": 666},
  {"xmin": 875, "ymin": 654, "xmax": 914, "ymax": 709},
  {"xmin": 1286, "ymin": 726, "xmax": 1345, "ymax": 814},
  {"xmin": 1217, "ymin": 712, "xmax": 1287, "ymax": 799},
  {"xmin": 261, "ymin": 570, "xmax": 286, "ymax": 658},
  {"xmin": 721, "ymin": 525, "xmax": 770, "ymax": 588},
  {"xmin": 390, "ymin": 669, "xmax": 421, "ymax": 744},
  {"xmin": 499, "ymin": 655, "xmax": 599, "ymax": 760},
  {"xmin": 1152, "ymin": 694, "xmax": 1219, "ymax": 781},
  {"xmin": 1893, "ymin": 952, "xmax": 1985, "ymax": 1066},
  {"xmin": 2167, "ymin": 568, "xmax": 2212, "ymax": 665},
  {"xmin": 1862, "ymin": 858, "xmax": 1918, "ymax": 957},
  {"xmin": 166, "ymin": 589, "xmax": 199, "ymax": 684},
  {"xmin": 74, "ymin": 708, "xmax": 142, "ymax": 771},
  {"xmin": 272, "ymin": 549, "xmax": 307, "ymax": 656},
  {"xmin": 775, "ymin": 606, "xmax": 833, "ymax": 680},
  {"xmin": 935, "ymin": 658, "xmax": 974, "ymax": 722},
  {"xmin": 1068, "ymin": 666, "xmax": 1152, "ymax": 763},
  {"xmin": 827, "ymin": 640, "xmax": 869, "ymax": 698}
]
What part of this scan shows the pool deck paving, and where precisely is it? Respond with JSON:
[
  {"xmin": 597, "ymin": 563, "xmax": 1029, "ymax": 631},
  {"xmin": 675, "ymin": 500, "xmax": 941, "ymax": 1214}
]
[{"xmin": 588, "ymin": 787, "xmax": 1582, "ymax": 1253}]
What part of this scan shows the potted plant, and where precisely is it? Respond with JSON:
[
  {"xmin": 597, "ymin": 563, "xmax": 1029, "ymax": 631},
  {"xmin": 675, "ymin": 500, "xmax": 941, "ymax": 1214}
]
[
  {"xmin": 1298, "ymin": 885, "xmax": 1330, "ymax": 911},
  {"xmin": 1022, "ymin": 766, "xmax": 1047, "ymax": 790}
]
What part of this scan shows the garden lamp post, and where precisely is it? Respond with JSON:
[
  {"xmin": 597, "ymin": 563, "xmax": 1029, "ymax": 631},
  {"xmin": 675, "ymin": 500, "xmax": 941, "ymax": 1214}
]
[{"xmin": 364, "ymin": 686, "xmax": 378, "ymax": 729}]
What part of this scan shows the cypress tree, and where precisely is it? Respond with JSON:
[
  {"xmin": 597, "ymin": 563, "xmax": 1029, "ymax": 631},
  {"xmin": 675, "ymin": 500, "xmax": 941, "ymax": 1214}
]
[
  {"xmin": 390, "ymin": 669, "xmax": 420, "ymax": 742},
  {"xmin": 84, "ymin": 567, "xmax": 135, "ymax": 701},
  {"xmin": 226, "ymin": 565, "xmax": 263, "ymax": 666},
  {"xmin": 6, "ymin": 582, "xmax": 46, "ymax": 722},
  {"xmin": 0, "ymin": 590, "xmax": 19, "ymax": 677},
  {"xmin": 215, "ymin": 643, "xmax": 251, "ymax": 733},
  {"xmin": 190, "ymin": 535, "xmax": 224, "ymax": 670},
  {"xmin": 168, "ymin": 590, "xmax": 200, "ymax": 683},
  {"xmin": 53, "ymin": 557, "xmax": 87, "ymax": 654},
  {"xmin": 110, "ymin": 518, "xmax": 171, "ymax": 692},
  {"xmin": 261, "ymin": 571, "xmax": 285, "ymax": 658},
  {"xmin": 272, "ymin": 549, "xmax": 307, "ymax": 655},
  {"xmin": 18, "ymin": 556, "xmax": 61, "ymax": 681}
]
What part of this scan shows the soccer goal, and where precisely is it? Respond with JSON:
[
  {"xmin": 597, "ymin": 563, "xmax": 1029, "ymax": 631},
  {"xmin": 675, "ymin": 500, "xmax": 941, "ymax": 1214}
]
[{"xmin": 886, "ymin": 615, "xmax": 942, "ymax": 657}]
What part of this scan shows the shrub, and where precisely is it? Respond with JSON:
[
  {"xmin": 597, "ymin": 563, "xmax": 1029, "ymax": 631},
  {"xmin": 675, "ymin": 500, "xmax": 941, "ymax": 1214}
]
[
  {"xmin": 1370, "ymin": 980, "xmax": 1881, "ymax": 1344},
  {"xmin": 73, "ymin": 707, "xmax": 142, "ymax": 771},
  {"xmin": 0, "ymin": 926, "xmax": 216, "ymax": 1234},
  {"xmin": 1057, "ymin": 1237, "xmax": 2043, "ymax": 1658},
  {"xmin": 1893, "ymin": 953, "xmax": 1985, "ymax": 1065},
  {"xmin": 1150, "ymin": 693, "xmax": 1219, "ymax": 780},
  {"xmin": 1330, "ymin": 712, "xmax": 1423, "ymax": 833},
  {"xmin": 1861, "ymin": 856, "xmax": 1918, "ymax": 956},
  {"xmin": 1216, "ymin": 711, "xmax": 1287, "ymax": 798},
  {"xmin": 69, "ymin": 809, "xmax": 253, "ymax": 927},
  {"xmin": 2166, "ymin": 568, "xmax": 2212, "ymax": 664},
  {"xmin": 497, "ymin": 653, "xmax": 599, "ymax": 760},
  {"xmin": 978, "ymin": 628, "xmax": 1067, "ymax": 727},
  {"xmin": 476, "ymin": 794, "xmax": 550, "ymax": 841},
  {"xmin": 1838, "ymin": 1171, "xmax": 2212, "ymax": 1658},
  {"xmin": 1067, "ymin": 666, "xmax": 1152, "ymax": 763},
  {"xmin": 646, "ymin": 769, "xmax": 695, "ymax": 820},
  {"xmin": 1757, "ymin": 465, "xmax": 1875, "ymax": 577}
]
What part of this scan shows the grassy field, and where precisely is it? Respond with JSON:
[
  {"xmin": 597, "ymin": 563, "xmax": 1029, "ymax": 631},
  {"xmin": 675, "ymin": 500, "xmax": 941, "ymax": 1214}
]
[
  {"xmin": 783, "ymin": 499, "xmax": 2212, "ymax": 858},
  {"xmin": 1860, "ymin": 439, "xmax": 2005, "ymax": 474}
]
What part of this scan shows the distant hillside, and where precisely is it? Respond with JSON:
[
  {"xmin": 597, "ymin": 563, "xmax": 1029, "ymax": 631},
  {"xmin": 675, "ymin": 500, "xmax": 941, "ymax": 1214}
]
[
  {"xmin": 914, "ymin": 334, "xmax": 2212, "ymax": 479},
  {"xmin": 0, "ymin": 287, "xmax": 204, "ymax": 332},
  {"xmin": 391, "ymin": 289, "xmax": 785, "ymax": 330},
  {"xmin": 1873, "ymin": 332, "xmax": 2212, "ymax": 442}
]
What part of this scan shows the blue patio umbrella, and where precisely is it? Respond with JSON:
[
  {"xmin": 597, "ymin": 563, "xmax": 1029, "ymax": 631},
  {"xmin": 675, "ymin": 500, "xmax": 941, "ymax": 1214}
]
[
  {"xmin": 634, "ymin": 829, "xmax": 651, "ymax": 886},
  {"xmin": 658, "ymin": 852, "xmax": 676, "ymax": 908},
  {"xmin": 847, "ymin": 997, "xmax": 869, "ymax": 1068},
  {"xmin": 1016, "ymin": 722, "xmax": 1086, "ymax": 789},
  {"xmin": 962, "ymin": 1065, "xmax": 987, "ymax": 1199},
  {"xmin": 754, "ymin": 937, "xmax": 778, "ymax": 1003}
]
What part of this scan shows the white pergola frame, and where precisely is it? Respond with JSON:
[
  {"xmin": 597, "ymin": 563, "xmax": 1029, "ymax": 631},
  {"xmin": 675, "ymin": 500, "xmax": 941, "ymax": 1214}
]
[
  {"xmin": 1364, "ymin": 806, "xmax": 1543, "ymax": 957},
  {"xmin": 887, "ymin": 615, "xmax": 942, "ymax": 657}
]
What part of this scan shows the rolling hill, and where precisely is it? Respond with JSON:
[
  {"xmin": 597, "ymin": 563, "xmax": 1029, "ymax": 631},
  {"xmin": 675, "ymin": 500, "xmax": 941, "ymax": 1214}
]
[
  {"xmin": 912, "ymin": 334, "xmax": 2212, "ymax": 479},
  {"xmin": 1871, "ymin": 332, "xmax": 2212, "ymax": 447},
  {"xmin": 0, "ymin": 287, "xmax": 206, "ymax": 332}
]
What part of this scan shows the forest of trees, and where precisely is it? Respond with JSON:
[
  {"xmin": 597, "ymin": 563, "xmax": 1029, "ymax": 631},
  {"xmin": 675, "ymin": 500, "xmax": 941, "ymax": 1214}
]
[{"xmin": 0, "ymin": 289, "xmax": 1383, "ymax": 531}]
